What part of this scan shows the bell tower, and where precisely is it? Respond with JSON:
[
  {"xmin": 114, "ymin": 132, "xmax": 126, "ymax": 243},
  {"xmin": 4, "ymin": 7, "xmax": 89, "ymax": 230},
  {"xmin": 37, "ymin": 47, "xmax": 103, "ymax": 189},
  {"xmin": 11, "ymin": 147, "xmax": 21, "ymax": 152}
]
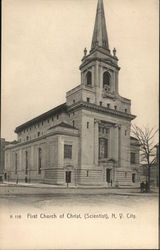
[
  {"xmin": 65, "ymin": 0, "xmax": 135, "ymax": 186},
  {"xmin": 80, "ymin": 0, "xmax": 120, "ymax": 105}
]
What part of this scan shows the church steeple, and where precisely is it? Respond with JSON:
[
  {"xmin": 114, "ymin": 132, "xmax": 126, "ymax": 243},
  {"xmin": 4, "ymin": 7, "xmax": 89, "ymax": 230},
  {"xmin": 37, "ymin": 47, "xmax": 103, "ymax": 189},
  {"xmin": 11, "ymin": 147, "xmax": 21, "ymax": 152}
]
[
  {"xmin": 91, "ymin": 0, "xmax": 110, "ymax": 52},
  {"xmin": 79, "ymin": 0, "xmax": 120, "ymax": 105}
]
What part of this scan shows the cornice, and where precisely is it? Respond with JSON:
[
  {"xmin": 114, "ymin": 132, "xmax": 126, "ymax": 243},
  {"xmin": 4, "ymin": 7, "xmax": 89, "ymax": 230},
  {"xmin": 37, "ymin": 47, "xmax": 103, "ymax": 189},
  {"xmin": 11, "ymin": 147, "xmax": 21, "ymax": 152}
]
[
  {"xmin": 68, "ymin": 101, "xmax": 136, "ymax": 121},
  {"xmin": 83, "ymin": 47, "xmax": 118, "ymax": 62},
  {"xmin": 80, "ymin": 57, "xmax": 120, "ymax": 71},
  {"xmin": 6, "ymin": 130, "xmax": 79, "ymax": 150}
]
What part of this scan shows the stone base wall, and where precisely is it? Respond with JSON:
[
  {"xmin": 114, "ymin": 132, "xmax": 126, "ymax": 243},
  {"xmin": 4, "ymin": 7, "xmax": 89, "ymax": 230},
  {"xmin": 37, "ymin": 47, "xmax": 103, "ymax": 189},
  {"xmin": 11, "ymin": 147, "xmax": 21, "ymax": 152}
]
[
  {"xmin": 4, "ymin": 168, "xmax": 138, "ymax": 187},
  {"xmin": 44, "ymin": 168, "xmax": 65, "ymax": 185},
  {"xmin": 77, "ymin": 169, "xmax": 103, "ymax": 185},
  {"xmin": 4, "ymin": 169, "xmax": 44, "ymax": 183},
  {"xmin": 116, "ymin": 169, "xmax": 132, "ymax": 186}
]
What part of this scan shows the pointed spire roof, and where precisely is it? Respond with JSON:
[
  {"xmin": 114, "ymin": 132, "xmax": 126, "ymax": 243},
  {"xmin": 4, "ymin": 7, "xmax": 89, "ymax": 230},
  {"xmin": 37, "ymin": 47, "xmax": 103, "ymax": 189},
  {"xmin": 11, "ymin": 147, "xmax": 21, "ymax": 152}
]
[{"xmin": 91, "ymin": 0, "xmax": 110, "ymax": 52}]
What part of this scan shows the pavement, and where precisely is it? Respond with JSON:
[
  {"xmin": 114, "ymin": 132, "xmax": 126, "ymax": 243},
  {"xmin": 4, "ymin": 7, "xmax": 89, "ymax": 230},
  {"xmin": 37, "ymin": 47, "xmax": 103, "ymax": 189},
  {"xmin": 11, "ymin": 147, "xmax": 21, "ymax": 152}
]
[{"xmin": 0, "ymin": 181, "xmax": 158, "ymax": 196}]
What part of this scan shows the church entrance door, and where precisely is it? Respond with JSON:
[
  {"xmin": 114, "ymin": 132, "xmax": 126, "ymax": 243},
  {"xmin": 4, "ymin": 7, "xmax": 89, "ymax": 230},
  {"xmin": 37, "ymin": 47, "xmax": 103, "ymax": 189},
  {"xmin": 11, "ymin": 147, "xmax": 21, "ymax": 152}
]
[
  {"xmin": 106, "ymin": 169, "xmax": 111, "ymax": 183},
  {"xmin": 65, "ymin": 171, "xmax": 71, "ymax": 187}
]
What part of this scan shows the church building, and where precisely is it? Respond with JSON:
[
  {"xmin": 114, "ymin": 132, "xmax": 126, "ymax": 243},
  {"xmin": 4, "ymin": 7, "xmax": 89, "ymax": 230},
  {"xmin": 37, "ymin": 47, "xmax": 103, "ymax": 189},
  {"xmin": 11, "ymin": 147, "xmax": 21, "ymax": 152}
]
[{"xmin": 5, "ymin": 0, "xmax": 140, "ymax": 187}]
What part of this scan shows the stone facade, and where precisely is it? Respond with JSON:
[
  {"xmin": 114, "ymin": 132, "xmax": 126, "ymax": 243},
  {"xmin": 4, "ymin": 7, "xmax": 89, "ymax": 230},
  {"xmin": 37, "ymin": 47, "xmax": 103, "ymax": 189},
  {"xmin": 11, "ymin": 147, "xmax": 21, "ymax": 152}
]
[
  {"xmin": 0, "ymin": 138, "xmax": 15, "ymax": 182},
  {"xmin": 4, "ymin": 0, "xmax": 140, "ymax": 187}
]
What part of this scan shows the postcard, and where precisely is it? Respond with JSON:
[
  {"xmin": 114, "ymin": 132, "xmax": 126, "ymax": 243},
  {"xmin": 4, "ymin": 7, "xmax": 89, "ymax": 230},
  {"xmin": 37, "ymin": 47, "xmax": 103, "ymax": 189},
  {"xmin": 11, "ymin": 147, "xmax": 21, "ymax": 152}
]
[{"xmin": 1, "ymin": 0, "xmax": 159, "ymax": 249}]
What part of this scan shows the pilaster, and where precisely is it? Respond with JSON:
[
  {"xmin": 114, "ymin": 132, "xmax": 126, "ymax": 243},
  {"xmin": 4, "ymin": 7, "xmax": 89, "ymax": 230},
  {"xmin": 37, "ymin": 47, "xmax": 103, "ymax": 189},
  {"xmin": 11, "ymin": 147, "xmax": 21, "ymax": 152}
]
[
  {"xmin": 94, "ymin": 119, "xmax": 99, "ymax": 165},
  {"xmin": 117, "ymin": 124, "xmax": 121, "ymax": 167},
  {"xmin": 95, "ymin": 62, "xmax": 99, "ymax": 104},
  {"xmin": 19, "ymin": 149, "xmax": 22, "ymax": 171},
  {"xmin": 110, "ymin": 123, "xmax": 121, "ymax": 167},
  {"xmin": 92, "ymin": 65, "xmax": 95, "ymax": 87},
  {"xmin": 58, "ymin": 136, "xmax": 63, "ymax": 168},
  {"xmin": 46, "ymin": 142, "xmax": 50, "ymax": 169},
  {"xmin": 30, "ymin": 146, "xmax": 34, "ymax": 171},
  {"xmin": 115, "ymin": 71, "xmax": 119, "ymax": 94}
]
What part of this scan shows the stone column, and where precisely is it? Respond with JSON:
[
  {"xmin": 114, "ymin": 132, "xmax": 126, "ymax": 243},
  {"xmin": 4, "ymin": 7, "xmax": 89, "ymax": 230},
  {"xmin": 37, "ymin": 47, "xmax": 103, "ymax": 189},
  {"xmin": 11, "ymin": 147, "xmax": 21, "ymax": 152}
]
[
  {"xmin": 19, "ymin": 149, "xmax": 22, "ymax": 171},
  {"xmin": 118, "ymin": 125, "xmax": 121, "ymax": 168},
  {"xmin": 94, "ymin": 119, "xmax": 99, "ymax": 166},
  {"xmin": 110, "ymin": 125, "xmax": 118, "ymax": 161},
  {"xmin": 108, "ymin": 127, "xmax": 112, "ymax": 159},
  {"xmin": 30, "ymin": 145, "xmax": 34, "ymax": 181},
  {"xmin": 112, "ymin": 72, "xmax": 115, "ymax": 93},
  {"xmin": 46, "ymin": 142, "xmax": 50, "ymax": 169},
  {"xmin": 81, "ymin": 71, "xmax": 83, "ymax": 85},
  {"xmin": 19, "ymin": 149, "xmax": 22, "ymax": 180},
  {"xmin": 92, "ymin": 66, "xmax": 95, "ymax": 87},
  {"xmin": 8, "ymin": 151, "xmax": 12, "ymax": 181},
  {"xmin": 95, "ymin": 62, "xmax": 99, "ymax": 104},
  {"xmin": 99, "ymin": 65, "xmax": 102, "ymax": 89},
  {"xmin": 111, "ymin": 124, "xmax": 120, "ymax": 186},
  {"xmin": 113, "ymin": 124, "xmax": 121, "ymax": 167},
  {"xmin": 115, "ymin": 71, "xmax": 119, "ymax": 94},
  {"xmin": 4, "ymin": 151, "xmax": 8, "ymax": 173}
]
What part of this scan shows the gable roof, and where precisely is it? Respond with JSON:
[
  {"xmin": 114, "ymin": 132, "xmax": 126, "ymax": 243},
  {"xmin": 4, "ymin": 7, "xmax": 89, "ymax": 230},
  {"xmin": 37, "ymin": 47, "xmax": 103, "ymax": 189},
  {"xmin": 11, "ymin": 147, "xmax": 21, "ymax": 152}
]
[{"xmin": 48, "ymin": 122, "xmax": 78, "ymax": 130}]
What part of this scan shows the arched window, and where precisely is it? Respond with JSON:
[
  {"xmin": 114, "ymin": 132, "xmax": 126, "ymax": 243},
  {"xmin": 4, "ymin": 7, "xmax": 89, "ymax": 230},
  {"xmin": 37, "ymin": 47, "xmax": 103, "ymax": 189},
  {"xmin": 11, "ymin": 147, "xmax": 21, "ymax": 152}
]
[
  {"xmin": 103, "ymin": 71, "xmax": 111, "ymax": 91},
  {"xmin": 86, "ymin": 71, "xmax": 92, "ymax": 86}
]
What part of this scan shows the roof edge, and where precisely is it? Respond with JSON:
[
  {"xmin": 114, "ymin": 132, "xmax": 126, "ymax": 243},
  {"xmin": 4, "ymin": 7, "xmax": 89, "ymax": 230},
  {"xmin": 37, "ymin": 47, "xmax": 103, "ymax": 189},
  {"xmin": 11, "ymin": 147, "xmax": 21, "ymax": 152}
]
[{"xmin": 15, "ymin": 103, "xmax": 67, "ymax": 133}]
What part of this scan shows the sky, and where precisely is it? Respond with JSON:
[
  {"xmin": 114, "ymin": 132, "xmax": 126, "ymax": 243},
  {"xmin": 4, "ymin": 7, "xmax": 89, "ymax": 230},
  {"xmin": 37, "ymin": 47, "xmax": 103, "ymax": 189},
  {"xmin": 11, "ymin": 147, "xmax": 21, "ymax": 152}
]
[{"xmin": 2, "ymin": 0, "xmax": 159, "ymax": 141}]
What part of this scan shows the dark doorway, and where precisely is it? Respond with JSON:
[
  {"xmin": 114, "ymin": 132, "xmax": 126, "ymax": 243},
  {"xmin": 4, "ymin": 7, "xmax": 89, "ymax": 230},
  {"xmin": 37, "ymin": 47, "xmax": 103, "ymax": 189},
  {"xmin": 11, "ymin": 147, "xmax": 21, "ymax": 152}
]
[
  {"xmin": 66, "ymin": 171, "xmax": 71, "ymax": 184},
  {"xmin": 4, "ymin": 173, "xmax": 7, "ymax": 180},
  {"xmin": 132, "ymin": 173, "xmax": 136, "ymax": 183},
  {"xmin": 106, "ymin": 169, "xmax": 111, "ymax": 183}
]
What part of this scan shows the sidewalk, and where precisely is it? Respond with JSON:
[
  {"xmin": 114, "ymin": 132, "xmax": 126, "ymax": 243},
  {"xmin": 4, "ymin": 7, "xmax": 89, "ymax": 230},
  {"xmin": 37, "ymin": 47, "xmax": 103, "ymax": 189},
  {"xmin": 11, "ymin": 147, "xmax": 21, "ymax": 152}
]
[
  {"xmin": 0, "ymin": 181, "xmax": 142, "ymax": 190},
  {"xmin": 0, "ymin": 181, "xmax": 158, "ymax": 196}
]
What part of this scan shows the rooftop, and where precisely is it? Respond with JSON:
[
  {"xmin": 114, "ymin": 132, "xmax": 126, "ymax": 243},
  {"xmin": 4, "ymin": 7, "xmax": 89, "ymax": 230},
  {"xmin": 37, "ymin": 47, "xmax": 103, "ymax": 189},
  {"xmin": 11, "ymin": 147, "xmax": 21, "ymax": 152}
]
[
  {"xmin": 15, "ymin": 103, "xmax": 67, "ymax": 133},
  {"xmin": 48, "ymin": 122, "xmax": 78, "ymax": 130}
]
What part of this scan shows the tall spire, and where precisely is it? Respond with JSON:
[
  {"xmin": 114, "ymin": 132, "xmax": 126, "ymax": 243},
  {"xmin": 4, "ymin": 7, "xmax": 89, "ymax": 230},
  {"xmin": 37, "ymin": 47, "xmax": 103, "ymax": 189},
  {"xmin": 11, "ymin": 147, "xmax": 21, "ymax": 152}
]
[{"xmin": 91, "ymin": 0, "xmax": 109, "ymax": 51}]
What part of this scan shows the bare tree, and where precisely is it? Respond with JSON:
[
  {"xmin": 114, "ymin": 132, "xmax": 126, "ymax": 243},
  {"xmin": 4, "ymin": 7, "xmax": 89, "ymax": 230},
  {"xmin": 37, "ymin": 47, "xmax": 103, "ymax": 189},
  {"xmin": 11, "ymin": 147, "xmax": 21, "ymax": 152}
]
[{"xmin": 131, "ymin": 124, "xmax": 158, "ymax": 192}]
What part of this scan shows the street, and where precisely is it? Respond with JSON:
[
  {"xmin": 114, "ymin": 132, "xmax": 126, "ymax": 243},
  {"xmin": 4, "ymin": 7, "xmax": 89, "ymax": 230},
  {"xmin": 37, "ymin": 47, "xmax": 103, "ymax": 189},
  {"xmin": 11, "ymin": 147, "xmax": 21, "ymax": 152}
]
[
  {"xmin": 0, "ymin": 185, "xmax": 158, "ymax": 209},
  {"xmin": 0, "ymin": 186, "xmax": 158, "ymax": 250}
]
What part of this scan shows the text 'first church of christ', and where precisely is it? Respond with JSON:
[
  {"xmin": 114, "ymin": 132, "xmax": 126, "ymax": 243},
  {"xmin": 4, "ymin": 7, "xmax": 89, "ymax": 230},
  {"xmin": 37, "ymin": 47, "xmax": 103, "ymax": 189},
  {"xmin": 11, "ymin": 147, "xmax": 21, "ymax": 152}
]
[{"xmin": 5, "ymin": 0, "xmax": 140, "ymax": 187}]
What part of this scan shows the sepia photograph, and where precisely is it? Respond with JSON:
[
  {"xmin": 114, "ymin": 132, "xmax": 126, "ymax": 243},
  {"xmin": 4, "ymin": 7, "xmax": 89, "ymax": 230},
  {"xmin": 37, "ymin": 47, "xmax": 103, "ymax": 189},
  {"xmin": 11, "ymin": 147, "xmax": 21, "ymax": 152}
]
[{"xmin": 1, "ymin": 0, "xmax": 159, "ymax": 249}]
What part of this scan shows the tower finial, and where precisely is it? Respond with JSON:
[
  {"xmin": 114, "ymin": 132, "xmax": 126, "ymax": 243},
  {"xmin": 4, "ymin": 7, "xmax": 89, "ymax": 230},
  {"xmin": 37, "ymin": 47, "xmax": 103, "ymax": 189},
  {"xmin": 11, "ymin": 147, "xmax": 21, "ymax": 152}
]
[
  {"xmin": 91, "ymin": 0, "xmax": 109, "ymax": 51},
  {"xmin": 84, "ymin": 48, "xmax": 87, "ymax": 56},
  {"xmin": 113, "ymin": 48, "xmax": 116, "ymax": 57}
]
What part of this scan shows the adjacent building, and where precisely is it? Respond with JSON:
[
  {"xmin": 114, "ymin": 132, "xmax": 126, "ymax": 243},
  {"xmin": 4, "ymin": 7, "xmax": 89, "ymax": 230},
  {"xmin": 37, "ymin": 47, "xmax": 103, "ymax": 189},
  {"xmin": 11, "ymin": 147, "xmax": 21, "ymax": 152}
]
[
  {"xmin": 139, "ymin": 144, "xmax": 159, "ymax": 187},
  {"xmin": 5, "ymin": 0, "xmax": 140, "ymax": 187},
  {"xmin": 0, "ymin": 138, "xmax": 16, "ymax": 181}
]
